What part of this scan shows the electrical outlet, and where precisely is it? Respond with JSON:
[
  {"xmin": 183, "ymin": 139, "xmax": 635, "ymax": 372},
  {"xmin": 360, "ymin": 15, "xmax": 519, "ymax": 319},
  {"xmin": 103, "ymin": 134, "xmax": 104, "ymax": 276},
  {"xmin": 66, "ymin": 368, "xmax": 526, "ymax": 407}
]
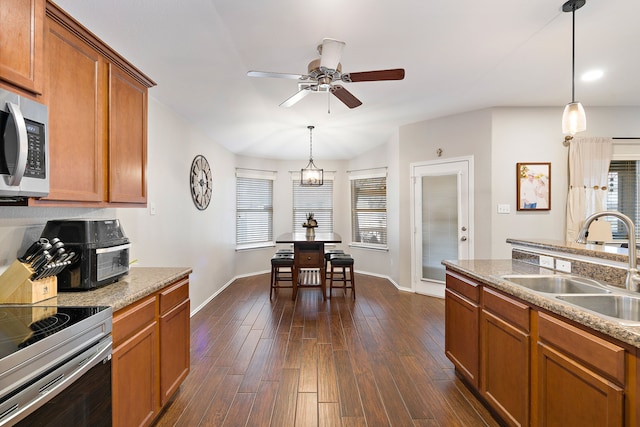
[
  {"xmin": 556, "ymin": 259, "xmax": 572, "ymax": 273},
  {"xmin": 497, "ymin": 204, "xmax": 511, "ymax": 214},
  {"xmin": 539, "ymin": 255, "xmax": 554, "ymax": 269}
]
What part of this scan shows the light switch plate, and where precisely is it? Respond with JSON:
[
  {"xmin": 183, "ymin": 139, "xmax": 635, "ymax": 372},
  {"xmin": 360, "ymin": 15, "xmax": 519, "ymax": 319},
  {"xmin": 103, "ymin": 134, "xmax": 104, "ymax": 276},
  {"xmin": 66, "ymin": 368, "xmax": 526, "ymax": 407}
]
[
  {"xmin": 497, "ymin": 204, "xmax": 511, "ymax": 214},
  {"xmin": 556, "ymin": 260, "xmax": 572, "ymax": 273},
  {"xmin": 539, "ymin": 255, "xmax": 554, "ymax": 269}
]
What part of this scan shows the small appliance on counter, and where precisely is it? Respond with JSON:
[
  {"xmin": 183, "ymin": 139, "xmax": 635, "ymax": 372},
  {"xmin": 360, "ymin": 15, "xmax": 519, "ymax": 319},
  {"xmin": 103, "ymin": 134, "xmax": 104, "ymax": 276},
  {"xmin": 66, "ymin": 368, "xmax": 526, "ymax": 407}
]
[{"xmin": 40, "ymin": 219, "xmax": 131, "ymax": 291}]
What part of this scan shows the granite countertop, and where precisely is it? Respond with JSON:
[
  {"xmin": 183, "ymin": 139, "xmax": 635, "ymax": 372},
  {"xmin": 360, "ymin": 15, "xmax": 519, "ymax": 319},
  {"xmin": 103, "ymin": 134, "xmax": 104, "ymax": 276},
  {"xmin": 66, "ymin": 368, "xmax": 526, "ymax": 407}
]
[
  {"xmin": 56, "ymin": 267, "xmax": 192, "ymax": 312},
  {"xmin": 507, "ymin": 238, "xmax": 635, "ymax": 264},
  {"xmin": 442, "ymin": 258, "xmax": 640, "ymax": 349}
]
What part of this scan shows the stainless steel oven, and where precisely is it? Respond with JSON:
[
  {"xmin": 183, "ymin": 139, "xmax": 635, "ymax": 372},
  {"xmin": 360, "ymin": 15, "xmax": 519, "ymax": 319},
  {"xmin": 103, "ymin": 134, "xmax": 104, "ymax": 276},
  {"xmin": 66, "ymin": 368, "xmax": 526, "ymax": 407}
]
[{"xmin": 0, "ymin": 305, "xmax": 112, "ymax": 426}]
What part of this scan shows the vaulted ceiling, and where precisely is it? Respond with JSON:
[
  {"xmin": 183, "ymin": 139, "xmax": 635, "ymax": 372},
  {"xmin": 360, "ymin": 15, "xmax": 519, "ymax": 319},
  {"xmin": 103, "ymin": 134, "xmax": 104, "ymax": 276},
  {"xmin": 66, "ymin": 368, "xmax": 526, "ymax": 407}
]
[{"xmin": 54, "ymin": 0, "xmax": 639, "ymax": 160}]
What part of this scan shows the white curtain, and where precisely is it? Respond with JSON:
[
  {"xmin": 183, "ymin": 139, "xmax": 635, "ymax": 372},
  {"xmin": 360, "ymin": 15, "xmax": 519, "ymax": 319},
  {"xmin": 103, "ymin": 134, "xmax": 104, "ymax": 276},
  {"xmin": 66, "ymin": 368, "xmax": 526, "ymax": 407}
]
[{"xmin": 565, "ymin": 137, "xmax": 613, "ymax": 241}]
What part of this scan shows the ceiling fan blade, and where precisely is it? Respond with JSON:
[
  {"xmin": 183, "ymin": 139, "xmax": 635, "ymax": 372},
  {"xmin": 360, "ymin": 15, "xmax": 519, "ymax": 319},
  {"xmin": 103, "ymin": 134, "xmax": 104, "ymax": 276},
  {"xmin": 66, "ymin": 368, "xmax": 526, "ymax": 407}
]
[
  {"xmin": 319, "ymin": 38, "xmax": 345, "ymax": 72},
  {"xmin": 330, "ymin": 85, "xmax": 362, "ymax": 109},
  {"xmin": 279, "ymin": 88, "xmax": 311, "ymax": 107},
  {"xmin": 343, "ymin": 68, "xmax": 405, "ymax": 82},
  {"xmin": 247, "ymin": 70, "xmax": 304, "ymax": 80}
]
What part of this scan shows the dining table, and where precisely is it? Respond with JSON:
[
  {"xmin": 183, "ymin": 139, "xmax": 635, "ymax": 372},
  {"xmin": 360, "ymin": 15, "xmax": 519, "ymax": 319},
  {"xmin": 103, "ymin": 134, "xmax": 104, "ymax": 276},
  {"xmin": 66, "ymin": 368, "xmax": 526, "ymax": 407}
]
[{"xmin": 275, "ymin": 232, "xmax": 342, "ymax": 300}]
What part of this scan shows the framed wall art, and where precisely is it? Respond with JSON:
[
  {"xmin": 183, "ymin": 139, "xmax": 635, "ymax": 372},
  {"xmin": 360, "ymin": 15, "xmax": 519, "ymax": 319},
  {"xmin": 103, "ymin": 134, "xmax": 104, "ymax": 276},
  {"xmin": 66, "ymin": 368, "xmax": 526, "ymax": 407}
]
[{"xmin": 517, "ymin": 162, "xmax": 550, "ymax": 211}]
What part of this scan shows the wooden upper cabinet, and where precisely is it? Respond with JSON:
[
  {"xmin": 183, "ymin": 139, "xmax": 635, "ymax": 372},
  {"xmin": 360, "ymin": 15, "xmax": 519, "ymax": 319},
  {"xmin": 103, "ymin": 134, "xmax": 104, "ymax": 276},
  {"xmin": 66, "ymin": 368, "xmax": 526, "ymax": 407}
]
[
  {"xmin": 29, "ymin": 2, "xmax": 155, "ymax": 207},
  {"xmin": 0, "ymin": 0, "xmax": 45, "ymax": 94},
  {"xmin": 42, "ymin": 16, "xmax": 106, "ymax": 202},
  {"xmin": 109, "ymin": 65, "xmax": 147, "ymax": 204}
]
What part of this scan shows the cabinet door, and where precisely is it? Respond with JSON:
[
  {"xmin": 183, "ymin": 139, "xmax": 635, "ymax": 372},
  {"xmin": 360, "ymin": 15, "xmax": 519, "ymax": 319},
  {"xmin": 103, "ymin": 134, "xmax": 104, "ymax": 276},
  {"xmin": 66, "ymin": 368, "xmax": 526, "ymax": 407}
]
[
  {"xmin": 537, "ymin": 342, "xmax": 623, "ymax": 427},
  {"xmin": 109, "ymin": 65, "xmax": 147, "ymax": 204},
  {"xmin": 445, "ymin": 288, "xmax": 480, "ymax": 387},
  {"xmin": 42, "ymin": 16, "xmax": 106, "ymax": 202},
  {"xmin": 481, "ymin": 310, "xmax": 529, "ymax": 426},
  {"xmin": 112, "ymin": 321, "xmax": 159, "ymax": 427},
  {"xmin": 0, "ymin": 0, "xmax": 44, "ymax": 93},
  {"xmin": 160, "ymin": 298, "xmax": 190, "ymax": 405}
]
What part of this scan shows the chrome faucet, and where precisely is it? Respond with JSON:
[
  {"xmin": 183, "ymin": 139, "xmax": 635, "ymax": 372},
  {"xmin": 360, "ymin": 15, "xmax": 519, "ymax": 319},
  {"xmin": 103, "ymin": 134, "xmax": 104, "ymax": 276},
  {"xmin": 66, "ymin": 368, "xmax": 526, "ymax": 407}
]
[{"xmin": 576, "ymin": 211, "xmax": 640, "ymax": 292}]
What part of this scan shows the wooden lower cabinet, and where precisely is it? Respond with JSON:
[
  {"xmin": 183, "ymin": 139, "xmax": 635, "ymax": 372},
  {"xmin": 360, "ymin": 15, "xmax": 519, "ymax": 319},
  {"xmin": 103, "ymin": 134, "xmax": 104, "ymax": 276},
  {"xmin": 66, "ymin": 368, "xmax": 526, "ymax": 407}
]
[
  {"xmin": 445, "ymin": 272, "xmax": 480, "ymax": 388},
  {"xmin": 112, "ymin": 277, "xmax": 190, "ymax": 427},
  {"xmin": 159, "ymin": 279, "xmax": 191, "ymax": 406},
  {"xmin": 445, "ymin": 268, "xmax": 634, "ymax": 427},
  {"xmin": 481, "ymin": 288, "xmax": 530, "ymax": 427},
  {"xmin": 536, "ymin": 312, "xmax": 624, "ymax": 427},
  {"xmin": 112, "ymin": 296, "xmax": 158, "ymax": 427}
]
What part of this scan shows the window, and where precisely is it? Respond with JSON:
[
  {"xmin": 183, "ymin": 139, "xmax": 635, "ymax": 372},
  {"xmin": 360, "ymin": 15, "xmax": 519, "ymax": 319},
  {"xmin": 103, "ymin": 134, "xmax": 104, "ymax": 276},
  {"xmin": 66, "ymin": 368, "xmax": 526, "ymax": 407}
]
[
  {"xmin": 292, "ymin": 179, "xmax": 333, "ymax": 233},
  {"xmin": 606, "ymin": 160, "xmax": 640, "ymax": 239},
  {"xmin": 236, "ymin": 169, "xmax": 276, "ymax": 249},
  {"xmin": 350, "ymin": 172, "xmax": 387, "ymax": 248}
]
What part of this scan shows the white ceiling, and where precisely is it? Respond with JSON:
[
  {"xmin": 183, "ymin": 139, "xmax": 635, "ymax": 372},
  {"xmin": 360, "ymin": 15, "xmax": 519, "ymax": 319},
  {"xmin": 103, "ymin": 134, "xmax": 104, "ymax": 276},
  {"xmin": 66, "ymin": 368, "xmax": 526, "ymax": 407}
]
[{"xmin": 54, "ymin": 0, "xmax": 639, "ymax": 160}]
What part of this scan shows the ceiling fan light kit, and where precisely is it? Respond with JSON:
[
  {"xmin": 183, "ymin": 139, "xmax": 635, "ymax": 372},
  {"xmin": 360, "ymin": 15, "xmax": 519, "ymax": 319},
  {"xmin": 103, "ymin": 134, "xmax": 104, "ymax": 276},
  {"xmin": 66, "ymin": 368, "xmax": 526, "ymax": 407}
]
[
  {"xmin": 300, "ymin": 125, "xmax": 323, "ymax": 186},
  {"xmin": 248, "ymin": 38, "xmax": 405, "ymax": 110},
  {"xmin": 561, "ymin": 0, "xmax": 587, "ymax": 140}
]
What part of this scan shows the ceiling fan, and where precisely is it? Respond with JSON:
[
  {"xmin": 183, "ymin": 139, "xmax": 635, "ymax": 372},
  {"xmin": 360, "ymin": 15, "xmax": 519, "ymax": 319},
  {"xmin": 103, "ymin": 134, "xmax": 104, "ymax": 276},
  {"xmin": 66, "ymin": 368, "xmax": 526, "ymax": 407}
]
[{"xmin": 247, "ymin": 38, "xmax": 405, "ymax": 109}]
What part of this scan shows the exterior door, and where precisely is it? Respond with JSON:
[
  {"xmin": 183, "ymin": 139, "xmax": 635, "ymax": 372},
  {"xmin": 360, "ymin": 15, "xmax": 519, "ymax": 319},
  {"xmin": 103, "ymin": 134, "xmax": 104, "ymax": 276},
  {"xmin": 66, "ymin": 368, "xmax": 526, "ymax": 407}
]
[{"xmin": 411, "ymin": 157, "xmax": 473, "ymax": 297}]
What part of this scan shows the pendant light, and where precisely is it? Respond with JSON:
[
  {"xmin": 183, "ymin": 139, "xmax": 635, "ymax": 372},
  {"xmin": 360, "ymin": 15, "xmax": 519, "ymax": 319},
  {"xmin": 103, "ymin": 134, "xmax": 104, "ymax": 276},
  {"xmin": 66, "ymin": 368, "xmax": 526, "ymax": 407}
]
[
  {"xmin": 561, "ymin": 0, "xmax": 587, "ymax": 139},
  {"xmin": 300, "ymin": 125, "xmax": 323, "ymax": 186}
]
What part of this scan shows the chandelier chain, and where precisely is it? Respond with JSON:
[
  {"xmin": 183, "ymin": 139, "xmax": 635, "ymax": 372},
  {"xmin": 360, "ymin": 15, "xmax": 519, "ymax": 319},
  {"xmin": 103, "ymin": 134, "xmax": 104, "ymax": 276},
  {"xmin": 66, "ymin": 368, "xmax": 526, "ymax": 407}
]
[{"xmin": 308, "ymin": 125, "xmax": 314, "ymax": 161}]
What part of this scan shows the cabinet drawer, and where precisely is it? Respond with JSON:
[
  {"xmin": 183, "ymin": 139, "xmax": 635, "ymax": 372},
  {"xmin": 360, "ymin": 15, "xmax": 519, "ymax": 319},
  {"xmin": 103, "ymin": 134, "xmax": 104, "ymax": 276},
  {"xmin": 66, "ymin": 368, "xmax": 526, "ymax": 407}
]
[
  {"xmin": 113, "ymin": 295, "xmax": 156, "ymax": 347},
  {"xmin": 297, "ymin": 251, "xmax": 322, "ymax": 267},
  {"xmin": 538, "ymin": 312, "xmax": 625, "ymax": 385},
  {"xmin": 483, "ymin": 287, "xmax": 530, "ymax": 332},
  {"xmin": 159, "ymin": 278, "xmax": 189, "ymax": 315},
  {"xmin": 446, "ymin": 271, "xmax": 480, "ymax": 303}
]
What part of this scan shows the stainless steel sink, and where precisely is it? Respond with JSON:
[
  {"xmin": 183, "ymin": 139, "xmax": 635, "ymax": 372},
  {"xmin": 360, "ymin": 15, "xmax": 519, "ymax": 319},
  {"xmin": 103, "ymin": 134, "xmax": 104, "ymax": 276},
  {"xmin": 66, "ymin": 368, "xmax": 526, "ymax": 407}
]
[
  {"xmin": 556, "ymin": 294, "xmax": 640, "ymax": 323},
  {"xmin": 501, "ymin": 274, "xmax": 611, "ymax": 294}
]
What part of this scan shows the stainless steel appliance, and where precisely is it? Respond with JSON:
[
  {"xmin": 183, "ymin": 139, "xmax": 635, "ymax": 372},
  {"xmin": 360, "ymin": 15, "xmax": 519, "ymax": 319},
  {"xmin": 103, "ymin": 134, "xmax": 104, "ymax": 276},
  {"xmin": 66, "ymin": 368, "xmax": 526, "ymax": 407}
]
[
  {"xmin": 0, "ymin": 87, "xmax": 49, "ymax": 199},
  {"xmin": 40, "ymin": 219, "xmax": 130, "ymax": 291},
  {"xmin": 0, "ymin": 305, "xmax": 112, "ymax": 426}
]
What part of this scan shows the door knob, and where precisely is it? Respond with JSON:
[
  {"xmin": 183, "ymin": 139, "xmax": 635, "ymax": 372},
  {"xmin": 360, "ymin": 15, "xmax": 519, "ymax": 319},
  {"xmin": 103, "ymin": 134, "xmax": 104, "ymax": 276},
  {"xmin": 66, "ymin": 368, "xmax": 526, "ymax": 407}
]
[
  {"xmin": 460, "ymin": 236, "xmax": 467, "ymax": 241},
  {"xmin": 461, "ymin": 226, "xmax": 467, "ymax": 231}
]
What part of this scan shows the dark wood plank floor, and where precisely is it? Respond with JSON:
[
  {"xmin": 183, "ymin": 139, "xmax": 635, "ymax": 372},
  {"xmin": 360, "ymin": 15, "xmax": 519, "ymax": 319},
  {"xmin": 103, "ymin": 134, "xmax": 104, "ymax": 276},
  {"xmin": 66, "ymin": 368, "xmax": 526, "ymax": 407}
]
[{"xmin": 154, "ymin": 273, "xmax": 500, "ymax": 427}]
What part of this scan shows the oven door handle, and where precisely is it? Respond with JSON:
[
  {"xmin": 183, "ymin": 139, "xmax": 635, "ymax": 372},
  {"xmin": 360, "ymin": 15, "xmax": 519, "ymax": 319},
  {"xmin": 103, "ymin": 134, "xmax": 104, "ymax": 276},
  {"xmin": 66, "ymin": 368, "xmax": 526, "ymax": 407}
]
[
  {"xmin": 95, "ymin": 243, "xmax": 131, "ymax": 254},
  {"xmin": 0, "ymin": 338, "xmax": 112, "ymax": 426}
]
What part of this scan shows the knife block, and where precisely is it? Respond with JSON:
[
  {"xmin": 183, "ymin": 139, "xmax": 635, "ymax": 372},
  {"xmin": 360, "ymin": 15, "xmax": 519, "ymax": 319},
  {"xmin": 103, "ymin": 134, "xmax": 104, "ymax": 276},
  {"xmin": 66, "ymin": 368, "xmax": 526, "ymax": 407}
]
[{"xmin": 0, "ymin": 260, "xmax": 58, "ymax": 304}]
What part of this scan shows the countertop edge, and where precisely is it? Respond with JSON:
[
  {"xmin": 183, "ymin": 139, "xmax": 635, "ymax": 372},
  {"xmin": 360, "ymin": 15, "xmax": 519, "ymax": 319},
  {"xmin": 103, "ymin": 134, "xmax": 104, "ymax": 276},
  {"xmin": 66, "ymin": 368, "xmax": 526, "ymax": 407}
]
[
  {"xmin": 55, "ymin": 267, "xmax": 193, "ymax": 312},
  {"xmin": 442, "ymin": 259, "xmax": 640, "ymax": 349}
]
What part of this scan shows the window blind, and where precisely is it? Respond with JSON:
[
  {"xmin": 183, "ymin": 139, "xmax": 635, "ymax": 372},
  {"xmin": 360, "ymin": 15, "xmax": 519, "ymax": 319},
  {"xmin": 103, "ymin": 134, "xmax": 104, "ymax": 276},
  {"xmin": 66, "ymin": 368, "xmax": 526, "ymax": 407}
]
[
  {"xmin": 292, "ymin": 180, "xmax": 333, "ymax": 233},
  {"xmin": 351, "ymin": 176, "xmax": 387, "ymax": 246},
  {"xmin": 606, "ymin": 160, "xmax": 640, "ymax": 239},
  {"xmin": 236, "ymin": 177, "xmax": 273, "ymax": 246}
]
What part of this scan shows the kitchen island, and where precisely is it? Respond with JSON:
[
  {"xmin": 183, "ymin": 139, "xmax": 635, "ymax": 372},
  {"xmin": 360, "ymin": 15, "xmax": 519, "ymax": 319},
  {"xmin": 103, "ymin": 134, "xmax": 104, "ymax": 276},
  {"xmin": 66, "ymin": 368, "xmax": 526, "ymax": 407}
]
[
  {"xmin": 443, "ymin": 255, "xmax": 640, "ymax": 427},
  {"xmin": 59, "ymin": 266, "xmax": 192, "ymax": 427}
]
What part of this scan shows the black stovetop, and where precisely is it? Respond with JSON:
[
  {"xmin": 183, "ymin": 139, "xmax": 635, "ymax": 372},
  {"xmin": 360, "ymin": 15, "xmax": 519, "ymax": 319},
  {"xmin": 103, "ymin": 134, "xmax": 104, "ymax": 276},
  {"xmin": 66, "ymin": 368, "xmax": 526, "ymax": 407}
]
[{"xmin": 0, "ymin": 305, "xmax": 110, "ymax": 360}]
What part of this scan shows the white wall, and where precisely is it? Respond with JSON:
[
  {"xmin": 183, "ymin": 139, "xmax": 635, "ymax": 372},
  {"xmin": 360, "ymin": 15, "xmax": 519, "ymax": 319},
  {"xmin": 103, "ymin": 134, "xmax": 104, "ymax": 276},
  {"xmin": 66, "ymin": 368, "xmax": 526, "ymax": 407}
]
[
  {"xmin": 397, "ymin": 109, "xmax": 493, "ymax": 288},
  {"xmin": 490, "ymin": 106, "xmax": 640, "ymax": 258},
  {"xmin": 115, "ymin": 99, "xmax": 237, "ymax": 311}
]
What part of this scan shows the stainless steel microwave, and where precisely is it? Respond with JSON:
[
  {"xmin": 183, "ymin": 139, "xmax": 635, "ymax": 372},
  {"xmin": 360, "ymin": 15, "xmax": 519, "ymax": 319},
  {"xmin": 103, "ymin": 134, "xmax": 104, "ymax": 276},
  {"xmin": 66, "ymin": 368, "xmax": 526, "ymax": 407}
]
[{"xmin": 0, "ymin": 87, "xmax": 49, "ymax": 199}]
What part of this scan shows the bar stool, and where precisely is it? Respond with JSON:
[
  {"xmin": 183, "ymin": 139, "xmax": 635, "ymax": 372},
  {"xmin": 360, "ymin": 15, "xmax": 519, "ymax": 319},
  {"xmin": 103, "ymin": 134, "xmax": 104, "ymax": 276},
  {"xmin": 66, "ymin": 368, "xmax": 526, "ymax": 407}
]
[
  {"xmin": 270, "ymin": 253, "xmax": 294, "ymax": 300},
  {"xmin": 328, "ymin": 253, "xmax": 355, "ymax": 299},
  {"xmin": 324, "ymin": 249, "xmax": 344, "ymax": 279}
]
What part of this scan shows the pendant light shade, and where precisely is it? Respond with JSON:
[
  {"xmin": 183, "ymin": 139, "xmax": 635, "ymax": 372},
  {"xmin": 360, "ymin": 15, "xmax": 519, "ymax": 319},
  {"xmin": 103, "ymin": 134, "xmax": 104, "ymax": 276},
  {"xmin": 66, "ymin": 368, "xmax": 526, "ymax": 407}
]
[
  {"xmin": 561, "ymin": 0, "xmax": 587, "ymax": 136},
  {"xmin": 300, "ymin": 125, "xmax": 323, "ymax": 186},
  {"xmin": 562, "ymin": 101, "xmax": 586, "ymax": 135}
]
